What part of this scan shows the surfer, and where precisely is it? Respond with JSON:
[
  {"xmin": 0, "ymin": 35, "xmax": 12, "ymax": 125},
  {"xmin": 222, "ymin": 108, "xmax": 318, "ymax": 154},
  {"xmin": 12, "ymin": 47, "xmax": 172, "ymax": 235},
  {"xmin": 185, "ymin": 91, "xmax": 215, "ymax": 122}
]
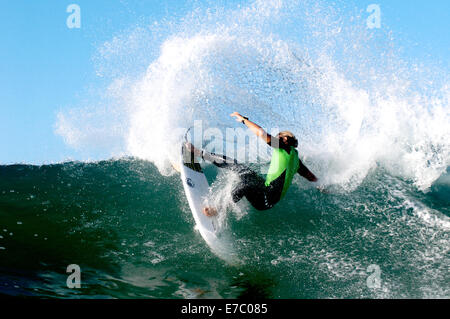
[{"xmin": 186, "ymin": 112, "xmax": 318, "ymax": 217}]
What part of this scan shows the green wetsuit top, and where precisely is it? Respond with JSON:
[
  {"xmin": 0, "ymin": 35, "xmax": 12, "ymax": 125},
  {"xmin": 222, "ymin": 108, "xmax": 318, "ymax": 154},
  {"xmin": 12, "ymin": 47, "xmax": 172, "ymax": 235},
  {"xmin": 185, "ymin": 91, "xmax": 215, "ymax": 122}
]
[
  {"xmin": 265, "ymin": 146, "xmax": 300, "ymax": 200},
  {"xmin": 263, "ymin": 138, "xmax": 317, "ymax": 204}
]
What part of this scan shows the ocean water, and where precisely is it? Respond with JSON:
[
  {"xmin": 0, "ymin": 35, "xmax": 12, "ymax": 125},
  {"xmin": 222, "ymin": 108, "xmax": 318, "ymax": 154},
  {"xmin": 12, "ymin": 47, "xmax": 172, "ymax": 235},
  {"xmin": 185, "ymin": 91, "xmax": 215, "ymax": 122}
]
[
  {"xmin": 1, "ymin": 0, "xmax": 449, "ymax": 298},
  {"xmin": 0, "ymin": 161, "xmax": 448, "ymax": 298}
]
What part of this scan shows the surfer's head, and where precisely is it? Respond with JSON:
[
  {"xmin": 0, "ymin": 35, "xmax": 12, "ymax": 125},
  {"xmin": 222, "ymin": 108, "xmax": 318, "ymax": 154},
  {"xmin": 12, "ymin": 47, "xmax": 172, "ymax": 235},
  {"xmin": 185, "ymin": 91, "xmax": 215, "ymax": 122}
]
[{"xmin": 277, "ymin": 131, "xmax": 298, "ymax": 148}]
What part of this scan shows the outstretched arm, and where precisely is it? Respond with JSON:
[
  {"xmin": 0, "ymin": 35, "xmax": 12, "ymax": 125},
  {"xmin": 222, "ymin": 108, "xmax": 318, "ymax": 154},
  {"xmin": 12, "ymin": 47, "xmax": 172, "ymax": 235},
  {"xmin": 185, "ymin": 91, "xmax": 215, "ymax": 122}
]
[
  {"xmin": 230, "ymin": 112, "xmax": 273, "ymax": 145},
  {"xmin": 298, "ymin": 160, "xmax": 318, "ymax": 182}
]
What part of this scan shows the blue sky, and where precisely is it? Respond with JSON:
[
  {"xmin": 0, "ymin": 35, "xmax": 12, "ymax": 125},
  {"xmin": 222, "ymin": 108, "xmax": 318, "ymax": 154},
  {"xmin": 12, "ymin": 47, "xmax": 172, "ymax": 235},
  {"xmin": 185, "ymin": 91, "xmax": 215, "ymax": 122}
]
[{"xmin": 1, "ymin": 0, "xmax": 449, "ymax": 164}]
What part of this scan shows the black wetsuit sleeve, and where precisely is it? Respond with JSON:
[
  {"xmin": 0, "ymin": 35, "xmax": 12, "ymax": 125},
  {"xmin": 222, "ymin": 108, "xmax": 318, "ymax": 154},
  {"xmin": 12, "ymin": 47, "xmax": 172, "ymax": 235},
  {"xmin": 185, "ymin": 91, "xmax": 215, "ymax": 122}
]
[{"xmin": 298, "ymin": 160, "xmax": 318, "ymax": 182}]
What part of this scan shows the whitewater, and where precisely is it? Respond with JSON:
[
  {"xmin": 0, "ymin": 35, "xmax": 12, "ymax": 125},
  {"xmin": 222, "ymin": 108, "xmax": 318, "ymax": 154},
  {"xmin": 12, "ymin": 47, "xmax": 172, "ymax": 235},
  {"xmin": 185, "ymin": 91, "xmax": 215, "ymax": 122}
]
[{"xmin": 1, "ymin": 0, "xmax": 449, "ymax": 298}]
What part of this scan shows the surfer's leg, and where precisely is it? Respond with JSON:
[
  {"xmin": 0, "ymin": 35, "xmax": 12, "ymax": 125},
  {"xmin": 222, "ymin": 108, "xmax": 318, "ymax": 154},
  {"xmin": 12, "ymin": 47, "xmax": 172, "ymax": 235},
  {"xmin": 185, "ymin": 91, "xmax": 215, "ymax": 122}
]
[
  {"xmin": 198, "ymin": 152, "xmax": 249, "ymax": 216},
  {"xmin": 245, "ymin": 189, "xmax": 274, "ymax": 211},
  {"xmin": 201, "ymin": 150, "xmax": 274, "ymax": 210},
  {"xmin": 231, "ymin": 179, "xmax": 248, "ymax": 203},
  {"xmin": 230, "ymin": 170, "xmax": 270, "ymax": 209},
  {"xmin": 201, "ymin": 150, "xmax": 248, "ymax": 172},
  {"xmin": 230, "ymin": 169, "xmax": 277, "ymax": 211}
]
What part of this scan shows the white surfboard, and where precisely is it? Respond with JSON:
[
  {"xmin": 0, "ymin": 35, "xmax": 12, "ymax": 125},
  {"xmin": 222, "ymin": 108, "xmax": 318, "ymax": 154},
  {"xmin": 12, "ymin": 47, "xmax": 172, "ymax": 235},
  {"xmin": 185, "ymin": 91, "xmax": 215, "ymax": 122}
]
[{"xmin": 179, "ymin": 144, "xmax": 238, "ymax": 263}]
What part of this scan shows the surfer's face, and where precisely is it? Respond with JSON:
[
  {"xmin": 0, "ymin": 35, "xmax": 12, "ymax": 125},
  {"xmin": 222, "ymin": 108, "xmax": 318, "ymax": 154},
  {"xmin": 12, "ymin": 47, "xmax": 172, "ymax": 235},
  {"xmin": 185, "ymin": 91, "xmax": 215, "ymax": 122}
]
[
  {"xmin": 277, "ymin": 134, "xmax": 289, "ymax": 145},
  {"xmin": 277, "ymin": 131, "xmax": 298, "ymax": 148}
]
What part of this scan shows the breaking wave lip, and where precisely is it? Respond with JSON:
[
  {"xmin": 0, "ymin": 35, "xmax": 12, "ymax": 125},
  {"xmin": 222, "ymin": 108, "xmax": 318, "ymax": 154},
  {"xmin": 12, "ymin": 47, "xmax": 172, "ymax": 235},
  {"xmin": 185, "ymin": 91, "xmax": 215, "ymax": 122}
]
[{"xmin": 55, "ymin": 0, "xmax": 449, "ymax": 194}]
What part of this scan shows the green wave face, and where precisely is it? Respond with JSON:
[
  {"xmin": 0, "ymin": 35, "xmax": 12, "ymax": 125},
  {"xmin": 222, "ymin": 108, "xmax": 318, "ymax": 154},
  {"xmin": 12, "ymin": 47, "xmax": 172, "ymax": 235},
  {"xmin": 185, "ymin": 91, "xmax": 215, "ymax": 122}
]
[{"xmin": 0, "ymin": 160, "xmax": 448, "ymax": 298}]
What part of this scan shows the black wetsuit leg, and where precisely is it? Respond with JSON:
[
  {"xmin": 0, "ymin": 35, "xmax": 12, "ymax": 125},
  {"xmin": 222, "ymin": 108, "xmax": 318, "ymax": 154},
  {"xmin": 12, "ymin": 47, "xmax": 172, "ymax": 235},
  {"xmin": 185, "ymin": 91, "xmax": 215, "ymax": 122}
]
[{"xmin": 202, "ymin": 151, "xmax": 278, "ymax": 211}]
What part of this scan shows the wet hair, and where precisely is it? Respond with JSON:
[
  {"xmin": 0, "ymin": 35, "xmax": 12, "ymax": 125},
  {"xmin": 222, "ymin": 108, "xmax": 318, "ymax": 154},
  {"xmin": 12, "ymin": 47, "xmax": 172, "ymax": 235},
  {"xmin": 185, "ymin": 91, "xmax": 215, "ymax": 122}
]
[{"xmin": 277, "ymin": 131, "xmax": 298, "ymax": 148}]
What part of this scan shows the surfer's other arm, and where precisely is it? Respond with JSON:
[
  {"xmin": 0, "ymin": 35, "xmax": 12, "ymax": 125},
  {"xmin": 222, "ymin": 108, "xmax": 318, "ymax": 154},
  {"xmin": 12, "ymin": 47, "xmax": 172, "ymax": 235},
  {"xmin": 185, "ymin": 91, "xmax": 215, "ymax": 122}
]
[{"xmin": 298, "ymin": 160, "xmax": 318, "ymax": 182}]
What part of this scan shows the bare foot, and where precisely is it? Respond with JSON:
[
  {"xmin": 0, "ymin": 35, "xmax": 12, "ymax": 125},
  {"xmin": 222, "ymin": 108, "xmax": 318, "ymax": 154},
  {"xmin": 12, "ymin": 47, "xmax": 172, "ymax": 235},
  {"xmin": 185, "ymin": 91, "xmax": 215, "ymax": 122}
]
[{"xmin": 202, "ymin": 207, "xmax": 218, "ymax": 217}]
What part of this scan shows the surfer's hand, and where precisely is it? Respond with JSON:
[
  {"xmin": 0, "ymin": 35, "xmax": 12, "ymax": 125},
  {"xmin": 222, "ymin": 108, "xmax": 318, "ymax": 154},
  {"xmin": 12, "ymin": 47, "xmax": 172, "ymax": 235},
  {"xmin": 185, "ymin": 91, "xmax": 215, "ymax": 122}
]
[{"xmin": 230, "ymin": 112, "xmax": 245, "ymax": 123}]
